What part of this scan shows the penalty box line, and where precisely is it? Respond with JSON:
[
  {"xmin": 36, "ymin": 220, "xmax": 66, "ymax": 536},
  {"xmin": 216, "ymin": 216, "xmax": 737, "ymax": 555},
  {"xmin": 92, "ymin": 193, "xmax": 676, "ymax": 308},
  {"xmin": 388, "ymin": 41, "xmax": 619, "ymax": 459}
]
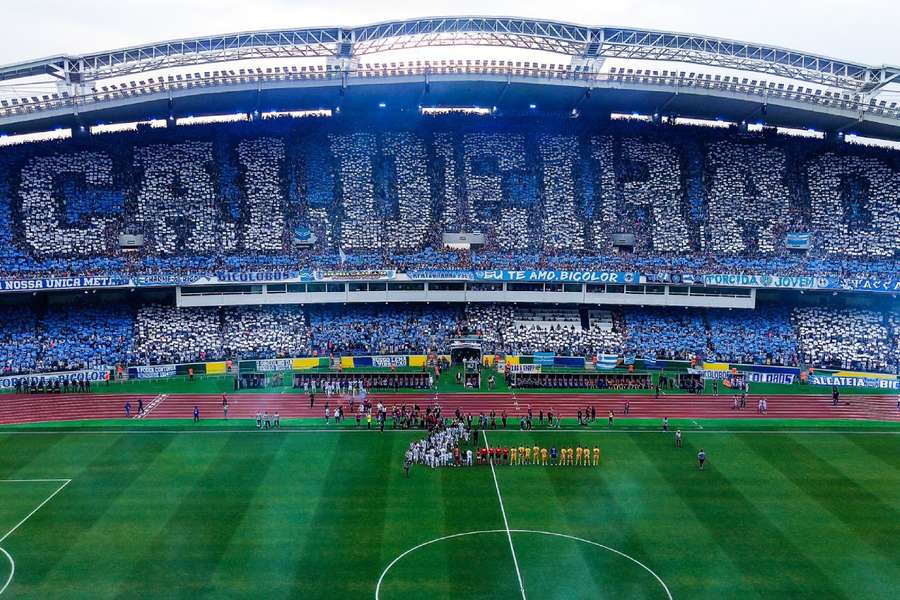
[
  {"xmin": 0, "ymin": 478, "xmax": 72, "ymax": 545},
  {"xmin": 0, "ymin": 478, "xmax": 71, "ymax": 597},
  {"xmin": 483, "ymin": 431, "xmax": 527, "ymax": 600}
]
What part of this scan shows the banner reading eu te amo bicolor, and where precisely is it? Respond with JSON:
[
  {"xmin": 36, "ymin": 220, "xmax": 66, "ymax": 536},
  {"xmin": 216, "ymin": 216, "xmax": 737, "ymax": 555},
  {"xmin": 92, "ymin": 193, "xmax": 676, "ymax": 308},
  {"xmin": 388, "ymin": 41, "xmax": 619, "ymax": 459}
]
[{"xmin": 475, "ymin": 270, "xmax": 638, "ymax": 284}]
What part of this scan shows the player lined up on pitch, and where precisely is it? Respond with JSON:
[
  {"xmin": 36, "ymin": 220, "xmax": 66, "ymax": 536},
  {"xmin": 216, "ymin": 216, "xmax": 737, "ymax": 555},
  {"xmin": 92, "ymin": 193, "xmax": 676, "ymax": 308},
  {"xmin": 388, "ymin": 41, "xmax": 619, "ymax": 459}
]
[{"xmin": 484, "ymin": 444, "xmax": 601, "ymax": 466}]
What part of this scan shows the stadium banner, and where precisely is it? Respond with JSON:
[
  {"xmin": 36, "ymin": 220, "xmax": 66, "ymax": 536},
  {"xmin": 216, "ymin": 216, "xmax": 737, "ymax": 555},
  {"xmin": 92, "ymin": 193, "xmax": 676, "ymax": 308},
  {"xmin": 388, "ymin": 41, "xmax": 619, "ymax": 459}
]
[
  {"xmin": 701, "ymin": 274, "xmax": 838, "ymax": 290},
  {"xmin": 810, "ymin": 374, "xmax": 898, "ymax": 390},
  {"xmin": 0, "ymin": 276, "xmax": 130, "ymax": 292},
  {"xmin": 213, "ymin": 270, "xmax": 315, "ymax": 284},
  {"xmin": 372, "ymin": 355, "xmax": 408, "ymax": 368},
  {"xmin": 0, "ymin": 368, "xmax": 109, "ymax": 389},
  {"xmin": 832, "ymin": 370, "xmax": 897, "ymax": 380},
  {"xmin": 407, "ymin": 269, "xmax": 475, "ymax": 280},
  {"xmin": 290, "ymin": 358, "xmax": 319, "ymax": 370},
  {"xmin": 131, "ymin": 364, "xmax": 177, "ymax": 379},
  {"xmin": 317, "ymin": 269, "xmax": 396, "ymax": 281},
  {"xmin": 474, "ymin": 270, "xmax": 639, "ymax": 284},
  {"xmin": 340, "ymin": 356, "xmax": 355, "ymax": 369},
  {"xmin": 554, "ymin": 356, "xmax": 586, "ymax": 368},
  {"xmin": 205, "ymin": 362, "xmax": 227, "ymax": 375},
  {"xmin": 507, "ymin": 364, "xmax": 542, "ymax": 374},
  {"xmin": 533, "ymin": 352, "xmax": 556, "ymax": 366},
  {"xmin": 256, "ymin": 358, "xmax": 294, "ymax": 372},
  {"xmin": 744, "ymin": 371, "xmax": 798, "ymax": 385},
  {"xmin": 133, "ymin": 274, "xmax": 203, "ymax": 287},
  {"xmin": 505, "ymin": 355, "xmax": 520, "ymax": 366},
  {"xmin": 408, "ymin": 355, "xmax": 427, "ymax": 367},
  {"xmin": 703, "ymin": 361, "xmax": 730, "ymax": 372},
  {"xmin": 845, "ymin": 278, "xmax": 900, "ymax": 293},
  {"xmin": 785, "ymin": 233, "xmax": 811, "ymax": 250},
  {"xmin": 594, "ymin": 355, "xmax": 620, "ymax": 370}
]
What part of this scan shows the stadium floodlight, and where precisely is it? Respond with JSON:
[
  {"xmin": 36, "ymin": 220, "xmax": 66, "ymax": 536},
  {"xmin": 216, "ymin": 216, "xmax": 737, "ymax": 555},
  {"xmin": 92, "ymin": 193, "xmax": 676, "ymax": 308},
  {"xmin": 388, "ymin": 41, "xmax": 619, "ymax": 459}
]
[
  {"xmin": 378, "ymin": 102, "xmax": 386, "ymax": 108},
  {"xmin": 529, "ymin": 103, "xmax": 537, "ymax": 109}
]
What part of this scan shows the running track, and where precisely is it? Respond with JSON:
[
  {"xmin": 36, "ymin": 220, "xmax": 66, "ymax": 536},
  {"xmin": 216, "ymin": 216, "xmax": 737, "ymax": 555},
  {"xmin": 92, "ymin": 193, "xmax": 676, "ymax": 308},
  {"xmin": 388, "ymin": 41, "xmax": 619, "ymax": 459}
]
[{"xmin": 0, "ymin": 392, "xmax": 898, "ymax": 425}]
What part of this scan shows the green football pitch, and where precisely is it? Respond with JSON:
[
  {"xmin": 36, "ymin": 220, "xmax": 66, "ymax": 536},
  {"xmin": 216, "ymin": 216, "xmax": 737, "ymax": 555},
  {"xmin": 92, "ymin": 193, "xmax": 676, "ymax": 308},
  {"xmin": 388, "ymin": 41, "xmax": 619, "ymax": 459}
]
[{"xmin": 0, "ymin": 425, "xmax": 898, "ymax": 599}]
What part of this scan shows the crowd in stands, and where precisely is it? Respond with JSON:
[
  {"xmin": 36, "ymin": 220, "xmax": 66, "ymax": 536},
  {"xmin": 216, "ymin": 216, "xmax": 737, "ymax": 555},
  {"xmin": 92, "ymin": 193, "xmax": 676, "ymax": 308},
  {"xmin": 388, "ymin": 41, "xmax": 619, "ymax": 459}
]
[
  {"xmin": 705, "ymin": 307, "xmax": 797, "ymax": 366},
  {"xmin": 0, "ymin": 300, "xmax": 897, "ymax": 376},
  {"xmin": 307, "ymin": 305, "xmax": 460, "ymax": 356},
  {"xmin": 0, "ymin": 116, "xmax": 896, "ymax": 282},
  {"xmin": 793, "ymin": 307, "xmax": 894, "ymax": 372},
  {"xmin": 623, "ymin": 308, "xmax": 707, "ymax": 361}
]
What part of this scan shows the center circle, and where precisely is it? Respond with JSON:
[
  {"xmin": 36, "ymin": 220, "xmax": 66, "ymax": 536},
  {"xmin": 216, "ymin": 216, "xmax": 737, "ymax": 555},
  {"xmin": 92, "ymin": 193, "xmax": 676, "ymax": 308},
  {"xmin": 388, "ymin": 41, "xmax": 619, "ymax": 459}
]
[{"xmin": 375, "ymin": 529, "xmax": 672, "ymax": 599}]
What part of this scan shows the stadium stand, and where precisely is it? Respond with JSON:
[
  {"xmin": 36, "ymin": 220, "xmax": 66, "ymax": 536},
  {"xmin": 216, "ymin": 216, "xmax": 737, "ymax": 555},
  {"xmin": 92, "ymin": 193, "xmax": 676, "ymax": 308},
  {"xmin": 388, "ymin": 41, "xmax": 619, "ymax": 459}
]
[
  {"xmin": 793, "ymin": 307, "xmax": 894, "ymax": 372},
  {"xmin": 0, "ymin": 301, "xmax": 896, "ymax": 374},
  {"xmin": 0, "ymin": 117, "xmax": 896, "ymax": 281}
]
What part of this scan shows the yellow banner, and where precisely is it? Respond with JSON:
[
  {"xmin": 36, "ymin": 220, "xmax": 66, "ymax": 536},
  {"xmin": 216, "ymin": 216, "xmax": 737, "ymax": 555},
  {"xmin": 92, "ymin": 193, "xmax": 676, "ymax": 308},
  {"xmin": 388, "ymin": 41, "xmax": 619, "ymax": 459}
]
[
  {"xmin": 340, "ymin": 356, "xmax": 355, "ymax": 369},
  {"xmin": 506, "ymin": 355, "xmax": 520, "ymax": 366},
  {"xmin": 833, "ymin": 371, "xmax": 897, "ymax": 380},
  {"xmin": 205, "ymin": 361, "xmax": 227, "ymax": 375},
  {"xmin": 292, "ymin": 358, "xmax": 320, "ymax": 370},
  {"xmin": 409, "ymin": 355, "xmax": 426, "ymax": 367},
  {"xmin": 703, "ymin": 362, "xmax": 730, "ymax": 371}
]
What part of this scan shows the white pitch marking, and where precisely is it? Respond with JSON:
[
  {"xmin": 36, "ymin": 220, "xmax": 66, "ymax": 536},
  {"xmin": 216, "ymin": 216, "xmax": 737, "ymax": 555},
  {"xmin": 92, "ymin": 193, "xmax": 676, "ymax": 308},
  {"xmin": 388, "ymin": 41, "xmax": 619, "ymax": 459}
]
[
  {"xmin": 0, "ymin": 478, "xmax": 72, "ymax": 596},
  {"xmin": 483, "ymin": 431, "xmax": 527, "ymax": 600},
  {"xmin": 0, "ymin": 479, "xmax": 71, "ymax": 546},
  {"xmin": 691, "ymin": 420, "xmax": 704, "ymax": 430},
  {"xmin": 0, "ymin": 548, "xmax": 12, "ymax": 597},
  {"xmin": 0, "ymin": 427, "xmax": 897, "ymax": 436},
  {"xmin": 374, "ymin": 529, "xmax": 673, "ymax": 599}
]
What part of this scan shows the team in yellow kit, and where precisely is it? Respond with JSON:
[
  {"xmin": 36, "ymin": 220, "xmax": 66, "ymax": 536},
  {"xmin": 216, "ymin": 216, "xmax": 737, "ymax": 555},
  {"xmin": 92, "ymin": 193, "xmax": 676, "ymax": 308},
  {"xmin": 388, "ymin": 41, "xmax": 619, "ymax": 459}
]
[{"xmin": 492, "ymin": 445, "xmax": 601, "ymax": 466}]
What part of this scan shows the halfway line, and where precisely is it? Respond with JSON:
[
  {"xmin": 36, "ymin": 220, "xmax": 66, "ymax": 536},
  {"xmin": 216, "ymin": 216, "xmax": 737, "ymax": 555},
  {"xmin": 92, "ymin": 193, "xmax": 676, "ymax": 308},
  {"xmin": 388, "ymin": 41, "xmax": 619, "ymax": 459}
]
[{"xmin": 483, "ymin": 431, "xmax": 527, "ymax": 600}]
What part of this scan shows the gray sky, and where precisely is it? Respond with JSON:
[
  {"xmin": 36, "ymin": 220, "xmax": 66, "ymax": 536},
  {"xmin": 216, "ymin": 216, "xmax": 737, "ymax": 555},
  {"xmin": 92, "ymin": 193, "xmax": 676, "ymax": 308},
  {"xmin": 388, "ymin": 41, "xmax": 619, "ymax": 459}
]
[{"xmin": 1, "ymin": 0, "xmax": 898, "ymax": 66}]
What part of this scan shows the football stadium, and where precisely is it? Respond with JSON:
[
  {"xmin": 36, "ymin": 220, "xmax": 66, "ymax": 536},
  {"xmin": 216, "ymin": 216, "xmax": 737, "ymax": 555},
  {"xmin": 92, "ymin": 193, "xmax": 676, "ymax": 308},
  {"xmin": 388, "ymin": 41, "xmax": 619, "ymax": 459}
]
[{"xmin": 0, "ymin": 6, "xmax": 898, "ymax": 599}]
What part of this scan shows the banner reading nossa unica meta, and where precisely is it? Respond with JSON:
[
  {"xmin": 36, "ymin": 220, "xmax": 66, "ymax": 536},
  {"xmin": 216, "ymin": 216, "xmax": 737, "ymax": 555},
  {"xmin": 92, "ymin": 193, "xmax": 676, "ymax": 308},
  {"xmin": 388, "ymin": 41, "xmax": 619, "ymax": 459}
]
[{"xmin": 702, "ymin": 274, "xmax": 839, "ymax": 290}]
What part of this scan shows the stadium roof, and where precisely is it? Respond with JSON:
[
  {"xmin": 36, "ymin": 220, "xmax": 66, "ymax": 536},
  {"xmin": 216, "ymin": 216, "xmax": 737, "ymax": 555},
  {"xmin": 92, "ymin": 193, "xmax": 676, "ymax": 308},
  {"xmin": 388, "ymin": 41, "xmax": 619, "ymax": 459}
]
[{"xmin": 0, "ymin": 16, "xmax": 898, "ymax": 139}]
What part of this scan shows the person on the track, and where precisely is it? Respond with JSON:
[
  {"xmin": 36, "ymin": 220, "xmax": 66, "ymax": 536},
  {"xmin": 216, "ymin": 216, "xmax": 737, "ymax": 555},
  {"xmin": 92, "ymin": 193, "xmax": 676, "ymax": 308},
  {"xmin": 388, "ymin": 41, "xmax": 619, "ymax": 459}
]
[
  {"xmin": 193, "ymin": 405, "xmax": 200, "ymax": 423},
  {"xmin": 608, "ymin": 410, "xmax": 614, "ymax": 426},
  {"xmin": 222, "ymin": 395, "xmax": 228, "ymax": 419},
  {"xmin": 124, "ymin": 401, "xmax": 131, "ymax": 418}
]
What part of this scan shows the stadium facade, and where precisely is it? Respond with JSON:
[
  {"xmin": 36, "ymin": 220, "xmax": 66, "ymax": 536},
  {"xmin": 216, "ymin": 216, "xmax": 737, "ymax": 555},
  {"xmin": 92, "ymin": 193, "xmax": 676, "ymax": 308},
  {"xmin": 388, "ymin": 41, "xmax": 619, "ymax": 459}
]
[{"xmin": 0, "ymin": 17, "xmax": 897, "ymax": 381}]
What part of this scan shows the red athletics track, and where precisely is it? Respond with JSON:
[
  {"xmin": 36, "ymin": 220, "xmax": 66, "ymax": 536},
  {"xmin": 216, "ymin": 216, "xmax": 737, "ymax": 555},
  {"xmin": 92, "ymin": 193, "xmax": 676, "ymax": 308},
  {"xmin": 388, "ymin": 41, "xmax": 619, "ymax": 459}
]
[{"xmin": 0, "ymin": 392, "xmax": 898, "ymax": 425}]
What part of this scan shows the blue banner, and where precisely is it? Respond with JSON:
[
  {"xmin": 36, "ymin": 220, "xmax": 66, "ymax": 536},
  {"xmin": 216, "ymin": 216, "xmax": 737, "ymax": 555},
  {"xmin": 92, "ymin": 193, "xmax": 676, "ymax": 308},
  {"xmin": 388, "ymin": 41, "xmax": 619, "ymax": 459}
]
[
  {"xmin": 702, "ymin": 274, "xmax": 838, "ymax": 290},
  {"xmin": 785, "ymin": 233, "xmax": 811, "ymax": 250},
  {"xmin": 533, "ymin": 352, "xmax": 556, "ymax": 366},
  {"xmin": 0, "ymin": 276, "xmax": 129, "ymax": 292},
  {"xmin": 745, "ymin": 371, "xmax": 797, "ymax": 385},
  {"xmin": 846, "ymin": 278, "xmax": 900, "ymax": 293},
  {"xmin": 214, "ymin": 271, "xmax": 315, "ymax": 283},
  {"xmin": 475, "ymin": 270, "xmax": 638, "ymax": 284}
]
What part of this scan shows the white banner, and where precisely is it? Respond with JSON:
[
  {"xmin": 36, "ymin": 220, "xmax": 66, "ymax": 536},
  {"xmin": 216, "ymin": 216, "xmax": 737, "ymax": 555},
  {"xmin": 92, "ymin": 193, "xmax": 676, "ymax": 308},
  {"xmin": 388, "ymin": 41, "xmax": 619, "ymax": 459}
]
[
  {"xmin": 508, "ymin": 364, "xmax": 542, "ymax": 374},
  {"xmin": 134, "ymin": 364, "xmax": 176, "ymax": 379},
  {"xmin": 372, "ymin": 356, "xmax": 408, "ymax": 368},
  {"xmin": 256, "ymin": 358, "xmax": 295, "ymax": 372},
  {"xmin": 0, "ymin": 368, "xmax": 109, "ymax": 389}
]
